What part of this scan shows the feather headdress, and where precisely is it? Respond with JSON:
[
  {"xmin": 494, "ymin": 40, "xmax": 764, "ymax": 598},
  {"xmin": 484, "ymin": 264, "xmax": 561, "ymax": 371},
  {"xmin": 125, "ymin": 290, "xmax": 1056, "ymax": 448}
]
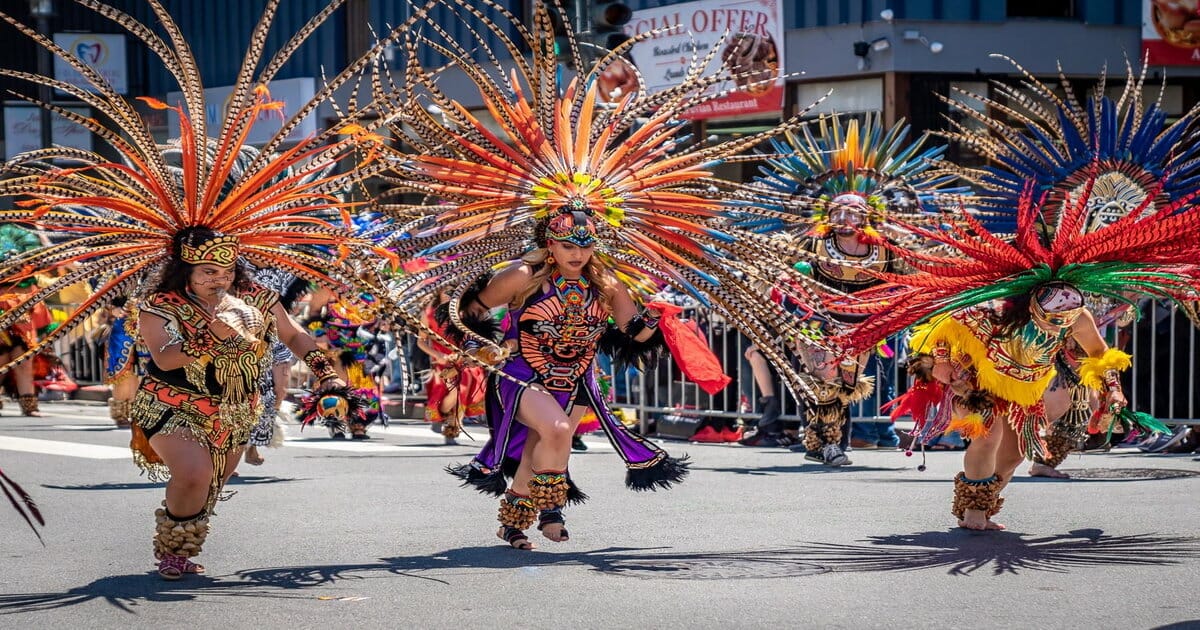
[
  {"xmin": 750, "ymin": 113, "xmax": 963, "ymax": 239},
  {"xmin": 373, "ymin": 0, "xmax": 836, "ymax": 399},
  {"xmin": 835, "ymin": 59, "xmax": 1200, "ymax": 354},
  {"xmin": 0, "ymin": 0, "xmax": 428, "ymax": 372},
  {"xmin": 939, "ymin": 54, "xmax": 1200, "ymax": 231}
]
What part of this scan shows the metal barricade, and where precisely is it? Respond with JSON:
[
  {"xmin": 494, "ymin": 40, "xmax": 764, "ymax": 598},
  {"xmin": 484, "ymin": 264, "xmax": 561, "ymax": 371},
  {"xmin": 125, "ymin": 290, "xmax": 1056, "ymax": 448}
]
[
  {"xmin": 600, "ymin": 301, "xmax": 1199, "ymax": 433},
  {"xmin": 47, "ymin": 304, "xmax": 106, "ymax": 384},
  {"xmin": 43, "ymin": 299, "xmax": 1198, "ymax": 429}
]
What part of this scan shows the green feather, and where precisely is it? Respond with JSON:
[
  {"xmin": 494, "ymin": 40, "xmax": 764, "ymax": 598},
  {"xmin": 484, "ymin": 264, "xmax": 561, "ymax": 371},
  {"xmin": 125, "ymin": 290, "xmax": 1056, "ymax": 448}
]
[{"xmin": 1117, "ymin": 409, "xmax": 1172, "ymax": 436}]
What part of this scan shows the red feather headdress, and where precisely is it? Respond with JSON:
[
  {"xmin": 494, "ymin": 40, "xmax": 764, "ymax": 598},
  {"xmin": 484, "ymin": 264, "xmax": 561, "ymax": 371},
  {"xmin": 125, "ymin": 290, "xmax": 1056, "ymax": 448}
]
[{"xmin": 834, "ymin": 60, "xmax": 1200, "ymax": 358}]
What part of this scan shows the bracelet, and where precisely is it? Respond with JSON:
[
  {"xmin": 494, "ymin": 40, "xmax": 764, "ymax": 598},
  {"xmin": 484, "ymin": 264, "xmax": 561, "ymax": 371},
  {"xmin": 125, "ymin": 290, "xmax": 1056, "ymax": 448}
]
[
  {"xmin": 625, "ymin": 314, "xmax": 660, "ymax": 338},
  {"xmin": 1103, "ymin": 369, "xmax": 1122, "ymax": 391},
  {"xmin": 302, "ymin": 349, "xmax": 339, "ymax": 382}
]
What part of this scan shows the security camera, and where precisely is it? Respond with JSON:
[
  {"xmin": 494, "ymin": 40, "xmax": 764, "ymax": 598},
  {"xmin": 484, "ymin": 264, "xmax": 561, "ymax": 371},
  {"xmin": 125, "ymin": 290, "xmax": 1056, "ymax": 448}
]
[{"xmin": 880, "ymin": 9, "xmax": 894, "ymax": 22}]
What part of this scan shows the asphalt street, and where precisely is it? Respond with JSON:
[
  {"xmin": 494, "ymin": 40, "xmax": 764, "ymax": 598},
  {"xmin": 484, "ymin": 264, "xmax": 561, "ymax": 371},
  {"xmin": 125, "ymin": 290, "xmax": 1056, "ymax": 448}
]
[{"xmin": 1, "ymin": 401, "xmax": 1198, "ymax": 629}]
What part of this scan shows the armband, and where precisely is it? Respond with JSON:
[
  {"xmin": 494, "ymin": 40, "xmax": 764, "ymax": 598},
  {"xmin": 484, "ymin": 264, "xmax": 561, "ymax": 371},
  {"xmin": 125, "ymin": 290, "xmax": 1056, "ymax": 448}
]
[
  {"xmin": 303, "ymin": 349, "xmax": 339, "ymax": 383},
  {"xmin": 1077, "ymin": 348, "xmax": 1132, "ymax": 391},
  {"xmin": 625, "ymin": 314, "xmax": 660, "ymax": 338}
]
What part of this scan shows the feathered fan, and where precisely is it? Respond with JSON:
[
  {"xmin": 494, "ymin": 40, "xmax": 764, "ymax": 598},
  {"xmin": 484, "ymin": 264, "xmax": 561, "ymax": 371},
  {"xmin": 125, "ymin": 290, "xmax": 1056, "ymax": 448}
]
[
  {"xmin": 370, "ymin": 0, "xmax": 839, "ymax": 399},
  {"xmin": 0, "ymin": 0, "xmax": 438, "ymax": 374}
]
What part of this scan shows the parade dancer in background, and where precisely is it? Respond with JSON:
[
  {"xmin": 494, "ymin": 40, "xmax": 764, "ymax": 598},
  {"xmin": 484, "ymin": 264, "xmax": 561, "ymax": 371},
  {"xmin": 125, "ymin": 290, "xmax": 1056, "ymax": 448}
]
[
  {"xmin": 418, "ymin": 288, "xmax": 485, "ymax": 445},
  {"xmin": 751, "ymin": 114, "xmax": 963, "ymax": 465},
  {"xmin": 305, "ymin": 296, "xmax": 386, "ymax": 440},
  {"xmin": 100, "ymin": 297, "xmax": 143, "ymax": 428},
  {"xmin": 0, "ymin": 277, "xmax": 47, "ymax": 417}
]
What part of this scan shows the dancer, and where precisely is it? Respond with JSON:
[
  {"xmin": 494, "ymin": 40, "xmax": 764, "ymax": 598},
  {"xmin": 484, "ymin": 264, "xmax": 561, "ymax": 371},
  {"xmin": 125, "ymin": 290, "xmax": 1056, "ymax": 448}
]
[
  {"xmin": 0, "ymin": 277, "xmax": 48, "ymax": 417},
  {"xmin": 0, "ymin": 0, "xmax": 403, "ymax": 578},
  {"xmin": 304, "ymin": 296, "xmax": 386, "ymax": 439},
  {"xmin": 418, "ymin": 288, "xmax": 485, "ymax": 445},
  {"xmin": 99, "ymin": 297, "xmax": 143, "ymax": 428},
  {"xmin": 374, "ymin": 0, "xmax": 836, "ymax": 549},
  {"xmin": 752, "ymin": 114, "xmax": 963, "ymax": 465},
  {"xmin": 900, "ymin": 285, "xmax": 1128, "ymax": 530},
  {"xmin": 834, "ymin": 60, "xmax": 1200, "ymax": 530}
]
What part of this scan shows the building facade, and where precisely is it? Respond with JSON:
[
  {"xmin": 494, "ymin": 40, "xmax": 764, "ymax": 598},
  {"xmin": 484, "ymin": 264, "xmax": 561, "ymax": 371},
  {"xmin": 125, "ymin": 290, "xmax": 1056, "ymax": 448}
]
[{"xmin": 3, "ymin": 1, "xmax": 1199, "ymax": 155}]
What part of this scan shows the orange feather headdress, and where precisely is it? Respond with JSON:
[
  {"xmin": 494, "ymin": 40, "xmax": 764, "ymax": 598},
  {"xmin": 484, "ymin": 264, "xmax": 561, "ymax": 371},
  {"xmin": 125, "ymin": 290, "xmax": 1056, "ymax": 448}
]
[
  {"xmin": 0, "ymin": 0, "xmax": 429, "ymax": 372},
  {"xmin": 372, "ymin": 0, "xmax": 838, "ymax": 400}
]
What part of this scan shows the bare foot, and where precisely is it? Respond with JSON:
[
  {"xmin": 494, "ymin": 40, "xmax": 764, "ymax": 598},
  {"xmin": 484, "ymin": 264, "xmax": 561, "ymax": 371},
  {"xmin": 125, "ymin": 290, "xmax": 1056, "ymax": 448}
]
[
  {"xmin": 244, "ymin": 447, "xmax": 265, "ymax": 466},
  {"xmin": 985, "ymin": 518, "xmax": 1006, "ymax": 531},
  {"xmin": 1029, "ymin": 463, "xmax": 1069, "ymax": 479},
  {"xmin": 497, "ymin": 527, "xmax": 535, "ymax": 550},
  {"xmin": 540, "ymin": 522, "xmax": 569, "ymax": 543},
  {"xmin": 958, "ymin": 508, "xmax": 990, "ymax": 531}
]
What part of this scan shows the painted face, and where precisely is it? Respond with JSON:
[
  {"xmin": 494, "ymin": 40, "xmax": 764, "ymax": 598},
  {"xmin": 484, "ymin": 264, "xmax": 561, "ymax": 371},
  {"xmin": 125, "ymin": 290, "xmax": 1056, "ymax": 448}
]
[
  {"xmin": 187, "ymin": 263, "xmax": 235, "ymax": 299},
  {"xmin": 545, "ymin": 239, "xmax": 595, "ymax": 276},
  {"xmin": 828, "ymin": 193, "xmax": 868, "ymax": 235},
  {"xmin": 1031, "ymin": 283, "xmax": 1085, "ymax": 329}
]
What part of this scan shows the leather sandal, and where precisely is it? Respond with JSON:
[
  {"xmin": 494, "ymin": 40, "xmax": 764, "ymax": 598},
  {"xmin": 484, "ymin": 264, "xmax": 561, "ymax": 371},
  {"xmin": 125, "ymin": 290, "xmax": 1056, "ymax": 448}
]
[{"xmin": 498, "ymin": 526, "xmax": 533, "ymax": 550}]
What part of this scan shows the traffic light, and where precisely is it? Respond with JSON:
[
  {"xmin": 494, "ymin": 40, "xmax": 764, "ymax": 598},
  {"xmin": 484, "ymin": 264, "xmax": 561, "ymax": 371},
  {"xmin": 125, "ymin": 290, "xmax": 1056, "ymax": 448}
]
[
  {"xmin": 545, "ymin": 5, "xmax": 574, "ymax": 63},
  {"xmin": 590, "ymin": 0, "xmax": 631, "ymax": 50}
]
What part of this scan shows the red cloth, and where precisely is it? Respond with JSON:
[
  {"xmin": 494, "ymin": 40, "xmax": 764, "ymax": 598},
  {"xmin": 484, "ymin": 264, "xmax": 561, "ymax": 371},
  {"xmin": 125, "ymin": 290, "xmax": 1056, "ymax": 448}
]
[
  {"xmin": 882, "ymin": 379, "xmax": 944, "ymax": 423},
  {"xmin": 32, "ymin": 353, "xmax": 78, "ymax": 393},
  {"xmin": 646, "ymin": 301, "xmax": 731, "ymax": 395}
]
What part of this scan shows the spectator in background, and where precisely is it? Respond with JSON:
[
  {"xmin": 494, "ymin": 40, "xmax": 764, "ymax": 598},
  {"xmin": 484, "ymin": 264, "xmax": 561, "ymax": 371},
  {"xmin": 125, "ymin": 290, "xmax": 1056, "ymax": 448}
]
[{"xmin": 736, "ymin": 344, "xmax": 785, "ymax": 446}]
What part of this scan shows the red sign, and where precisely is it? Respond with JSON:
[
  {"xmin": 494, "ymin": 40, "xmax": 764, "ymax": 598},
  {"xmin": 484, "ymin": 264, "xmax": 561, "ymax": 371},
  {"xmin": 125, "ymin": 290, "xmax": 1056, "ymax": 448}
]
[
  {"xmin": 626, "ymin": 0, "xmax": 785, "ymax": 120},
  {"xmin": 1143, "ymin": 0, "xmax": 1200, "ymax": 65}
]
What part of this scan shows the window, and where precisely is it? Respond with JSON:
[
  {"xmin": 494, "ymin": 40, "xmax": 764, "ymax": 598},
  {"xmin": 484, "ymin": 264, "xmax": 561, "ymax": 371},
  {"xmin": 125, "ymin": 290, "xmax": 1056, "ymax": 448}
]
[{"xmin": 1007, "ymin": 0, "xmax": 1075, "ymax": 18}]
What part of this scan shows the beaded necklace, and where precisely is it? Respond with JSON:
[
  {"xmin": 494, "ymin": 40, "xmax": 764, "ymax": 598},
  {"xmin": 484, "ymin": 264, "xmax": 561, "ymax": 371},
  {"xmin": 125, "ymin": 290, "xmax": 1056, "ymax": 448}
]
[
  {"xmin": 552, "ymin": 272, "xmax": 590, "ymax": 317},
  {"xmin": 823, "ymin": 236, "xmax": 878, "ymax": 264}
]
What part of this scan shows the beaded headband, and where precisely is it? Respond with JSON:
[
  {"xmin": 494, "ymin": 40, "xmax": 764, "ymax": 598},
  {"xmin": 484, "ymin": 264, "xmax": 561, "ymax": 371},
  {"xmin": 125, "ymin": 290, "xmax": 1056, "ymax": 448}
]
[
  {"xmin": 179, "ymin": 234, "xmax": 239, "ymax": 267},
  {"xmin": 546, "ymin": 211, "xmax": 598, "ymax": 247}
]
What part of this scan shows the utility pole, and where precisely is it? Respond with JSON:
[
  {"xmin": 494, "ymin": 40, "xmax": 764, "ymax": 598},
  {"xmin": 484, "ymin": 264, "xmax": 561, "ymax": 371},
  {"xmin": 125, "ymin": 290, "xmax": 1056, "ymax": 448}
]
[{"xmin": 29, "ymin": 0, "xmax": 57, "ymax": 150}]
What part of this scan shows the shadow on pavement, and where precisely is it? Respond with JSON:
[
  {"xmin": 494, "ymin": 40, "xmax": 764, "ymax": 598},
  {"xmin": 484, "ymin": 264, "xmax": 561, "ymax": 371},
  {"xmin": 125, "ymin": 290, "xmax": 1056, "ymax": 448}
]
[
  {"xmin": 692, "ymin": 464, "xmax": 906, "ymax": 475},
  {"xmin": 882, "ymin": 468, "xmax": 1200, "ymax": 483},
  {"xmin": 4, "ymin": 530, "xmax": 1193, "ymax": 613},
  {"xmin": 0, "ymin": 573, "xmax": 316, "ymax": 615},
  {"xmin": 236, "ymin": 545, "xmax": 831, "ymax": 587},
  {"xmin": 0, "ymin": 546, "xmax": 832, "ymax": 614},
  {"xmin": 787, "ymin": 528, "xmax": 1200, "ymax": 576},
  {"xmin": 41, "ymin": 476, "xmax": 303, "ymax": 491}
]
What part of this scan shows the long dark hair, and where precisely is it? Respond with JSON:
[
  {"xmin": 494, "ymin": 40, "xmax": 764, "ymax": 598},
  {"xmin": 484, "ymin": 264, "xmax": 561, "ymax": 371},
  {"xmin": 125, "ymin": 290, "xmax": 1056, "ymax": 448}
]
[
  {"xmin": 154, "ymin": 227, "xmax": 254, "ymax": 295},
  {"xmin": 994, "ymin": 293, "xmax": 1033, "ymax": 339}
]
